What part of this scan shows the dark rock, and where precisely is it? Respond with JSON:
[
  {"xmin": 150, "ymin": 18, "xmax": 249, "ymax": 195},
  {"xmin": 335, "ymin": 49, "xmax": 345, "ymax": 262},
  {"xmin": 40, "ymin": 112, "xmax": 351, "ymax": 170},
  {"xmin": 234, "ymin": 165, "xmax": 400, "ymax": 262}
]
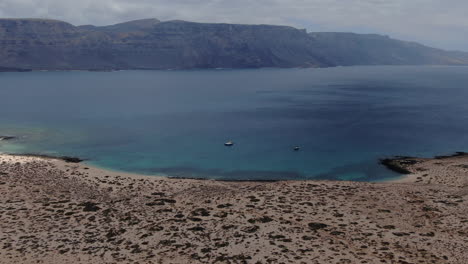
[
  {"xmin": 14, "ymin": 153, "xmax": 84, "ymax": 163},
  {"xmin": 248, "ymin": 216, "xmax": 273, "ymax": 224},
  {"xmin": 80, "ymin": 202, "xmax": 101, "ymax": 212},
  {"xmin": 434, "ymin": 152, "xmax": 468, "ymax": 159},
  {"xmin": 330, "ymin": 231, "xmax": 345, "ymax": 236},
  {"xmin": 146, "ymin": 201, "xmax": 165, "ymax": 206},
  {"xmin": 393, "ymin": 232, "xmax": 410, "ymax": 236},
  {"xmin": 158, "ymin": 198, "xmax": 176, "ymax": 204},
  {"xmin": 148, "ymin": 225, "xmax": 164, "ymax": 232},
  {"xmin": 106, "ymin": 228, "xmax": 126, "ymax": 240},
  {"xmin": 420, "ymin": 232, "xmax": 435, "ymax": 237},
  {"xmin": 0, "ymin": 136, "xmax": 16, "ymax": 141},
  {"xmin": 269, "ymin": 234, "xmax": 286, "ymax": 240},
  {"xmin": 380, "ymin": 158, "xmax": 415, "ymax": 174},
  {"xmin": 215, "ymin": 242, "xmax": 229, "ymax": 248},
  {"xmin": 58, "ymin": 248, "xmax": 70, "ymax": 254},
  {"xmin": 217, "ymin": 203, "xmax": 233, "ymax": 209},
  {"xmin": 188, "ymin": 226, "xmax": 205, "ymax": 232},
  {"xmin": 191, "ymin": 208, "xmax": 210, "ymax": 217},
  {"xmin": 159, "ymin": 240, "xmax": 176, "ymax": 246},
  {"xmin": 308, "ymin": 222, "xmax": 328, "ymax": 231},
  {"xmin": 214, "ymin": 212, "xmax": 228, "ymax": 218},
  {"xmin": 241, "ymin": 225, "xmax": 259, "ymax": 233},
  {"xmin": 201, "ymin": 248, "xmax": 211, "ymax": 253},
  {"xmin": 378, "ymin": 209, "xmax": 391, "ymax": 213},
  {"xmin": 214, "ymin": 254, "xmax": 252, "ymax": 262},
  {"xmin": 61, "ymin": 156, "xmax": 83, "ymax": 163}
]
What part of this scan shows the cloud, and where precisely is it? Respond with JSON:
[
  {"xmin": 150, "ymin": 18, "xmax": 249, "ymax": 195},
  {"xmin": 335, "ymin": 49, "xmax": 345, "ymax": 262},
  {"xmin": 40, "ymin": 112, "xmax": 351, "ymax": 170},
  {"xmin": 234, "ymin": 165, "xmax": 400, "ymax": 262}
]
[{"xmin": 0, "ymin": 0, "xmax": 467, "ymax": 51}]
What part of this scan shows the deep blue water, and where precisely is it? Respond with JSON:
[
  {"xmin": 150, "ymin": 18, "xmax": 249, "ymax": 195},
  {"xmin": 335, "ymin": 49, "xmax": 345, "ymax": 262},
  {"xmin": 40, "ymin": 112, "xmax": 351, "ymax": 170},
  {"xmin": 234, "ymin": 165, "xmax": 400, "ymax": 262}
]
[{"xmin": 1, "ymin": 66, "xmax": 468, "ymax": 181}]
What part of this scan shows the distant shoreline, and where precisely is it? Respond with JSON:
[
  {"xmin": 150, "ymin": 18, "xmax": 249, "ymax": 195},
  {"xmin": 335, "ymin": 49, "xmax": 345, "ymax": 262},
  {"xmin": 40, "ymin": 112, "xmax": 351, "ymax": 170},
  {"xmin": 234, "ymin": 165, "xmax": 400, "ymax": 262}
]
[
  {"xmin": 0, "ymin": 67, "xmax": 32, "ymax": 72},
  {"xmin": 1, "ymin": 64, "xmax": 468, "ymax": 73},
  {"xmin": 2, "ymin": 18, "xmax": 468, "ymax": 72}
]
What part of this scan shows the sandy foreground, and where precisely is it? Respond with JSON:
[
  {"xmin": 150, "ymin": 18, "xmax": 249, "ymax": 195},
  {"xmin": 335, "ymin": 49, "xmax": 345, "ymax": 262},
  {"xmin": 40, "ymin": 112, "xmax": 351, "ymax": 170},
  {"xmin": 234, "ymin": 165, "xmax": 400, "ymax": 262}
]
[{"xmin": 0, "ymin": 153, "xmax": 467, "ymax": 264}]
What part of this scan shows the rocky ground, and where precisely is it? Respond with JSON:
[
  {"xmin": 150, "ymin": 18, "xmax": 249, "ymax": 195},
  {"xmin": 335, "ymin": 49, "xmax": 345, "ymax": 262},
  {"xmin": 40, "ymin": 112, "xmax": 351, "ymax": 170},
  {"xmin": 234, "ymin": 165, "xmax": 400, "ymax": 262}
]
[{"xmin": 0, "ymin": 153, "xmax": 467, "ymax": 264}]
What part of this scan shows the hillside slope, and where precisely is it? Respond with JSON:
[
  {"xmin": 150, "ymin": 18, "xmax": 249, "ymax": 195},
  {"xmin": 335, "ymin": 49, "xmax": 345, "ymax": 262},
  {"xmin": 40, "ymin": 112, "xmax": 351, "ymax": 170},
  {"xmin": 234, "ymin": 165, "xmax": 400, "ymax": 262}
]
[
  {"xmin": 1, "ymin": 18, "xmax": 467, "ymax": 70},
  {"xmin": 308, "ymin": 32, "xmax": 468, "ymax": 66}
]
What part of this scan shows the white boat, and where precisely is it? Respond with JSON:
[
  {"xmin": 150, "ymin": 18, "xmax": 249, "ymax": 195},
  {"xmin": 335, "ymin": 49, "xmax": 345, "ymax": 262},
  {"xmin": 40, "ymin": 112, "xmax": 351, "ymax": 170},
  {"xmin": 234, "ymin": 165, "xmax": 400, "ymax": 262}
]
[{"xmin": 224, "ymin": 141, "xmax": 234, "ymax": 147}]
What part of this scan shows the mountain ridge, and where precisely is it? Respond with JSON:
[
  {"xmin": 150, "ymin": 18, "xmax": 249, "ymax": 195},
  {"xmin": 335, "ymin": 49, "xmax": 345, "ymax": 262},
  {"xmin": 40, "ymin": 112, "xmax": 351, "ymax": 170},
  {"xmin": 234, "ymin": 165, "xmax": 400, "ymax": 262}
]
[{"xmin": 1, "ymin": 18, "xmax": 467, "ymax": 71}]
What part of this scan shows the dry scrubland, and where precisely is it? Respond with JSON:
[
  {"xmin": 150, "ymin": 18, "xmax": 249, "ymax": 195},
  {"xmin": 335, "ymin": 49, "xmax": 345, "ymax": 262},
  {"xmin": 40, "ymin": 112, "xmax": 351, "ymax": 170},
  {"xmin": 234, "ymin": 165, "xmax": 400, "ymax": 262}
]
[{"xmin": 0, "ymin": 153, "xmax": 467, "ymax": 264}]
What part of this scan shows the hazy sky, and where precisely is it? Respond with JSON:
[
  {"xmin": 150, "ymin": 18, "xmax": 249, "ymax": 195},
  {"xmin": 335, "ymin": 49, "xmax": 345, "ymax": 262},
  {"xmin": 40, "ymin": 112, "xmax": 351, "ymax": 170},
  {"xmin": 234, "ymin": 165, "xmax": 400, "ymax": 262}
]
[{"xmin": 1, "ymin": 0, "xmax": 467, "ymax": 51}]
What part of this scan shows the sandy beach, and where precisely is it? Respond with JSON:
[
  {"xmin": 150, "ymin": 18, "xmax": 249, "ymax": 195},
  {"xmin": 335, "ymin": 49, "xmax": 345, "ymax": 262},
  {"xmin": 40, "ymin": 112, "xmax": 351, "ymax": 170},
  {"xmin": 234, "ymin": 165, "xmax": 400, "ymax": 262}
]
[{"xmin": 0, "ymin": 153, "xmax": 467, "ymax": 264}]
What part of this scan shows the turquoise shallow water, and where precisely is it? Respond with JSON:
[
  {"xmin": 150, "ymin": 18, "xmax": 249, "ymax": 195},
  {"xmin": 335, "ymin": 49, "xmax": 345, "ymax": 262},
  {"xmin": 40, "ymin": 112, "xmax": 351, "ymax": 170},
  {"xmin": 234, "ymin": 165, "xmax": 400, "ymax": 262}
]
[{"xmin": 1, "ymin": 66, "xmax": 468, "ymax": 181}]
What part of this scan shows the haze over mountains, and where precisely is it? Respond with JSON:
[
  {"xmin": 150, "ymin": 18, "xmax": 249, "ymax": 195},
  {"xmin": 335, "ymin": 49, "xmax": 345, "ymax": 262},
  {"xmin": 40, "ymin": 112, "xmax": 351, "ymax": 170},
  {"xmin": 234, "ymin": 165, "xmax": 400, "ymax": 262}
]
[{"xmin": 1, "ymin": 18, "xmax": 468, "ymax": 71}]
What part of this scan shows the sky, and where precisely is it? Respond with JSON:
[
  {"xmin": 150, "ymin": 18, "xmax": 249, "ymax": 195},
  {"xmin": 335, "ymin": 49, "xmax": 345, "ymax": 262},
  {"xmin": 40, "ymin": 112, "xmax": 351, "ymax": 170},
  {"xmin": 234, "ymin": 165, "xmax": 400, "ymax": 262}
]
[{"xmin": 0, "ymin": 0, "xmax": 467, "ymax": 51}]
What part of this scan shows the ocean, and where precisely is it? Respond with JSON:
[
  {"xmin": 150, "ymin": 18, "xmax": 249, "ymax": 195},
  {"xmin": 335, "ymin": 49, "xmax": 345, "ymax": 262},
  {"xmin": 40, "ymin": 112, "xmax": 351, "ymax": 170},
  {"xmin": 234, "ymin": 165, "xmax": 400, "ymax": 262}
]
[{"xmin": 1, "ymin": 66, "xmax": 468, "ymax": 181}]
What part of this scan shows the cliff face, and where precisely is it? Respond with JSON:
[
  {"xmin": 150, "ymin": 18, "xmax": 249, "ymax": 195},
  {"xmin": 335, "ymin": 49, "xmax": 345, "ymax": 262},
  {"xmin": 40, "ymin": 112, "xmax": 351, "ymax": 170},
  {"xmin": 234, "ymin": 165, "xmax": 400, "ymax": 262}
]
[
  {"xmin": 101, "ymin": 21, "xmax": 326, "ymax": 69},
  {"xmin": 308, "ymin": 32, "xmax": 468, "ymax": 66},
  {"xmin": 0, "ymin": 19, "xmax": 109, "ymax": 70},
  {"xmin": 0, "ymin": 18, "xmax": 467, "ymax": 70}
]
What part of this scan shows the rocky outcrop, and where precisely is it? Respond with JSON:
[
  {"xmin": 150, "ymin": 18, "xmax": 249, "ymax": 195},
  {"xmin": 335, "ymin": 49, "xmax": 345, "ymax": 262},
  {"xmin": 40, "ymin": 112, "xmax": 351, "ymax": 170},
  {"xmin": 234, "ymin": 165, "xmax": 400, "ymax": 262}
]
[
  {"xmin": 0, "ymin": 136, "xmax": 16, "ymax": 141},
  {"xmin": 12, "ymin": 153, "xmax": 83, "ymax": 163}
]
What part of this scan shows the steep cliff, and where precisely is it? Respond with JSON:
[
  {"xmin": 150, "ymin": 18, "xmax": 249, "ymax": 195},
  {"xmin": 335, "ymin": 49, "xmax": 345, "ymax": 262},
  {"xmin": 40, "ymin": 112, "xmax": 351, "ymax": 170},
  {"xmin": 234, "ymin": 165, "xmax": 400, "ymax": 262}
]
[{"xmin": 0, "ymin": 18, "xmax": 467, "ymax": 70}]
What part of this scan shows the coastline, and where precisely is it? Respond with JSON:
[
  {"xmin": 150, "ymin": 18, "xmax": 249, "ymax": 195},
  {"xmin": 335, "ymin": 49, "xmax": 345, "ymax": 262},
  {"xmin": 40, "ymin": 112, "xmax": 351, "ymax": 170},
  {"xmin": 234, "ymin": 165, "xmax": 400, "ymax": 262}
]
[
  {"xmin": 380, "ymin": 152, "xmax": 468, "ymax": 185},
  {"xmin": 1, "ymin": 152, "xmax": 467, "ymax": 263},
  {"xmin": 3, "ymin": 151, "xmax": 466, "ymax": 183},
  {"xmin": 1, "ymin": 150, "xmax": 466, "ymax": 184},
  {"xmin": 0, "ymin": 151, "xmax": 419, "ymax": 183},
  {"xmin": 1, "ymin": 65, "xmax": 468, "ymax": 74}
]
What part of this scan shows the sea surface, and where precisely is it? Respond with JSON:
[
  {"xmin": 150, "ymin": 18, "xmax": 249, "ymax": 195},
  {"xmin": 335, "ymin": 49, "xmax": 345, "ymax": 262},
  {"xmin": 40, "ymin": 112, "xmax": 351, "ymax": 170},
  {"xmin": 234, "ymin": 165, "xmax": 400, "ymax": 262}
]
[{"xmin": 1, "ymin": 66, "xmax": 468, "ymax": 181}]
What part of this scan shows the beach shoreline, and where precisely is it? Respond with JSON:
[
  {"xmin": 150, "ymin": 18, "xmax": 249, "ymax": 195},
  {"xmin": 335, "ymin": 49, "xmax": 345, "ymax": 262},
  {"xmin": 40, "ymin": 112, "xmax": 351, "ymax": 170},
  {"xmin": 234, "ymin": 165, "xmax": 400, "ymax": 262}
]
[
  {"xmin": 0, "ymin": 151, "xmax": 422, "ymax": 183},
  {"xmin": 1, "ymin": 152, "xmax": 467, "ymax": 263}
]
